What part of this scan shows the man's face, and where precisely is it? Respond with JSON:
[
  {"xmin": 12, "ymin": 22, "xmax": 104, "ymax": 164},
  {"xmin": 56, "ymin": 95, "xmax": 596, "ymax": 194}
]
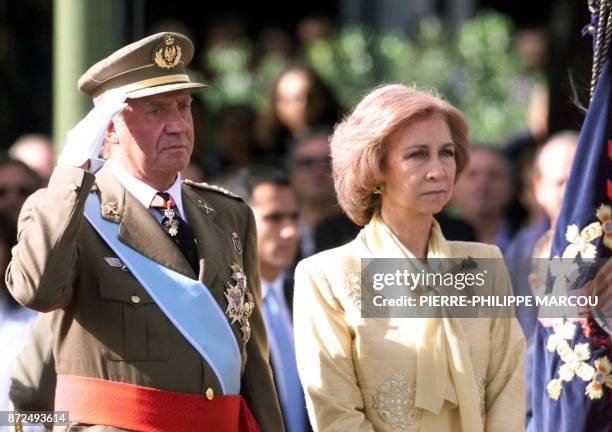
[
  {"xmin": 533, "ymin": 139, "xmax": 576, "ymax": 223},
  {"xmin": 452, "ymin": 148, "xmax": 512, "ymax": 219},
  {"xmin": 0, "ymin": 164, "xmax": 39, "ymax": 222},
  {"xmin": 113, "ymin": 90, "xmax": 194, "ymax": 185},
  {"xmin": 250, "ymin": 183, "xmax": 299, "ymax": 277},
  {"xmin": 290, "ymin": 135, "xmax": 335, "ymax": 204}
]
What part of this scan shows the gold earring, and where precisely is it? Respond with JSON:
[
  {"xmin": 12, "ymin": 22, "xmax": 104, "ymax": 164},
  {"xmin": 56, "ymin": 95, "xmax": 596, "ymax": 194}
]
[{"xmin": 373, "ymin": 182, "xmax": 385, "ymax": 195}]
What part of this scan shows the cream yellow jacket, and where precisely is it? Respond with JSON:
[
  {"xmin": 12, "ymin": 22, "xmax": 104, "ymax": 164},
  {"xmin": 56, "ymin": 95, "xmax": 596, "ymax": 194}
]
[{"xmin": 293, "ymin": 227, "xmax": 525, "ymax": 432}]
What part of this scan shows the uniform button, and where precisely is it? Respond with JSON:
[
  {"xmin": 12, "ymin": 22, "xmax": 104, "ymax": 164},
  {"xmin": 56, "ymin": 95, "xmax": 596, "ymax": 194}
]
[
  {"xmin": 130, "ymin": 295, "xmax": 141, "ymax": 304},
  {"xmin": 68, "ymin": 183, "xmax": 79, "ymax": 192},
  {"xmin": 205, "ymin": 388, "xmax": 214, "ymax": 400}
]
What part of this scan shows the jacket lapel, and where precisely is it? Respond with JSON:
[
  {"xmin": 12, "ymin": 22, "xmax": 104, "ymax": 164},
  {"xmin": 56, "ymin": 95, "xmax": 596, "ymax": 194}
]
[
  {"xmin": 182, "ymin": 186, "xmax": 226, "ymax": 288},
  {"xmin": 94, "ymin": 164, "xmax": 195, "ymax": 279}
]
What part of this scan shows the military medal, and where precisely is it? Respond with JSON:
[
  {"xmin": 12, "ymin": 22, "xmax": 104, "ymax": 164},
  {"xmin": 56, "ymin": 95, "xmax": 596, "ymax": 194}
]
[
  {"xmin": 162, "ymin": 201, "xmax": 179, "ymax": 237},
  {"xmin": 224, "ymin": 263, "xmax": 254, "ymax": 343}
]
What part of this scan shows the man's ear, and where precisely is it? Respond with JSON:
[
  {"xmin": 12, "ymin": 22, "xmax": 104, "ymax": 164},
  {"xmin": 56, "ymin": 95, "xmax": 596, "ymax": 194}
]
[{"xmin": 106, "ymin": 120, "xmax": 118, "ymax": 144}]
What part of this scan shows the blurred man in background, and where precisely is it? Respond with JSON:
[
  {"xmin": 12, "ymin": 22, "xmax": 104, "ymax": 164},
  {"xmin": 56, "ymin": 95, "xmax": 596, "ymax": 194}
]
[
  {"xmin": 288, "ymin": 128, "xmax": 358, "ymax": 259},
  {"xmin": 220, "ymin": 166, "xmax": 309, "ymax": 432},
  {"xmin": 451, "ymin": 146, "xmax": 515, "ymax": 253},
  {"xmin": 531, "ymin": 131, "xmax": 578, "ymax": 243},
  {"xmin": 505, "ymin": 131, "xmax": 578, "ymax": 339},
  {"xmin": 8, "ymin": 134, "xmax": 54, "ymax": 185},
  {"xmin": 0, "ymin": 158, "xmax": 41, "ymax": 223}
]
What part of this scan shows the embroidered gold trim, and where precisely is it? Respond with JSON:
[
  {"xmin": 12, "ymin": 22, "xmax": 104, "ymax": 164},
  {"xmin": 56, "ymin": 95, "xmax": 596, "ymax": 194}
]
[{"xmin": 475, "ymin": 371, "xmax": 487, "ymax": 420}]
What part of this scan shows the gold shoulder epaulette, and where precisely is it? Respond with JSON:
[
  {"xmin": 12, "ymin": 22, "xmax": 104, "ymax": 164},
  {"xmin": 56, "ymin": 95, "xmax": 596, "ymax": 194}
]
[{"xmin": 183, "ymin": 179, "xmax": 241, "ymax": 199}]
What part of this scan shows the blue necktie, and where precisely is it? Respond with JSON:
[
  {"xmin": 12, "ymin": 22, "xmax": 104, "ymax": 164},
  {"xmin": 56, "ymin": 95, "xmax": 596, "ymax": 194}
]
[{"xmin": 262, "ymin": 288, "xmax": 306, "ymax": 432}]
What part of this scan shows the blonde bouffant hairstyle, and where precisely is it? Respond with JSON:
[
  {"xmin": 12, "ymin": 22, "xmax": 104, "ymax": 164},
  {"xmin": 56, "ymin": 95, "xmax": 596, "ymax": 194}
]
[{"xmin": 331, "ymin": 84, "xmax": 470, "ymax": 226}]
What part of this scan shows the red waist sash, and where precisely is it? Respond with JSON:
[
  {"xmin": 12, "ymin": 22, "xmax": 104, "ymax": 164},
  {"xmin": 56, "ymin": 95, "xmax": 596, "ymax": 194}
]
[{"xmin": 55, "ymin": 375, "xmax": 261, "ymax": 432}]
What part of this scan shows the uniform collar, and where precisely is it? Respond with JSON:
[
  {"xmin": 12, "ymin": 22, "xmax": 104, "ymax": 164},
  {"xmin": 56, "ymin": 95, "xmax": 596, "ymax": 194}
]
[
  {"xmin": 94, "ymin": 161, "xmax": 195, "ymax": 279},
  {"xmin": 108, "ymin": 158, "xmax": 185, "ymax": 218}
]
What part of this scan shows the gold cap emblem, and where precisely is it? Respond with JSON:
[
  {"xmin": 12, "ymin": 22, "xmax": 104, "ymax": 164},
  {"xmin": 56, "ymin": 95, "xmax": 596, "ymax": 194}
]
[{"xmin": 154, "ymin": 35, "xmax": 182, "ymax": 69}]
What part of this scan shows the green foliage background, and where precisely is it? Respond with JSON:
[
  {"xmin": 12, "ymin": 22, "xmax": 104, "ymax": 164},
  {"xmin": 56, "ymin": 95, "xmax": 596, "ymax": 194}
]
[{"xmin": 195, "ymin": 11, "xmax": 544, "ymax": 144}]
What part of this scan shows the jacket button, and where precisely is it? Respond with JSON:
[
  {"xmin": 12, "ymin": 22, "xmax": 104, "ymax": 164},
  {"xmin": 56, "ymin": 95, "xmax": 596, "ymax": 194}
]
[
  {"xmin": 205, "ymin": 388, "xmax": 214, "ymax": 400},
  {"xmin": 130, "ymin": 295, "xmax": 141, "ymax": 304}
]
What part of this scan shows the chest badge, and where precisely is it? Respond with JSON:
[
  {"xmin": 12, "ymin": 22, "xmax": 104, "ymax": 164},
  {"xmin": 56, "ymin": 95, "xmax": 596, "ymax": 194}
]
[
  {"xmin": 102, "ymin": 200, "xmax": 119, "ymax": 217},
  {"xmin": 196, "ymin": 199, "xmax": 214, "ymax": 215},
  {"xmin": 232, "ymin": 232, "xmax": 242, "ymax": 254}
]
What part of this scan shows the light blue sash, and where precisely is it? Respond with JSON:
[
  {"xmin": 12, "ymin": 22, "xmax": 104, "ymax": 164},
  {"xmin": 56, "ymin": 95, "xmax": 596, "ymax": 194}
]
[{"xmin": 84, "ymin": 193, "xmax": 241, "ymax": 394}]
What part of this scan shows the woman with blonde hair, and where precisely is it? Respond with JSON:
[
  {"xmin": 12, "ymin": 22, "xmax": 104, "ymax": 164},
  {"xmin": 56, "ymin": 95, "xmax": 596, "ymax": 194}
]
[{"xmin": 293, "ymin": 84, "xmax": 525, "ymax": 431}]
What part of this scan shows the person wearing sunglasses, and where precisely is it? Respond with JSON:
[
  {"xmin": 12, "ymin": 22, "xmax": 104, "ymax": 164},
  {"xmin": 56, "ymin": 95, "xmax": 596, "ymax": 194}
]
[
  {"xmin": 0, "ymin": 158, "xmax": 41, "ymax": 223},
  {"xmin": 288, "ymin": 128, "xmax": 359, "ymax": 260}
]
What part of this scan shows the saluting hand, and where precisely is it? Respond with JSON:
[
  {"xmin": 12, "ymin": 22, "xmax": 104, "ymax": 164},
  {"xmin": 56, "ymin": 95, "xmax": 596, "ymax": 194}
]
[{"xmin": 57, "ymin": 93, "xmax": 127, "ymax": 172}]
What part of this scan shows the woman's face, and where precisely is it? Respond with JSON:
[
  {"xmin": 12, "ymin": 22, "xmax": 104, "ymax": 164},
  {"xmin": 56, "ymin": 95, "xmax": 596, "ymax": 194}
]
[
  {"xmin": 275, "ymin": 70, "xmax": 312, "ymax": 132},
  {"xmin": 380, "ymin": 114, "xmax": 457, "ymax": 219}
]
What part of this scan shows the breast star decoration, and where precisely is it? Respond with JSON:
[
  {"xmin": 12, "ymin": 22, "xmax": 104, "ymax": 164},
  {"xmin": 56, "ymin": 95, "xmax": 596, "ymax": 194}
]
[{"xmin": 224, "ymin": 263, "xmax": 254, "ymax": 344}]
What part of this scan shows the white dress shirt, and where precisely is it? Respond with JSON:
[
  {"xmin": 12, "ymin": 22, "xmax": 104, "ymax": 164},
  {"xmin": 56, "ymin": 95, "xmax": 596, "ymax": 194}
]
[{"xmin": 107, "ymin": 158, "xmax": 186, "ymax": 221}]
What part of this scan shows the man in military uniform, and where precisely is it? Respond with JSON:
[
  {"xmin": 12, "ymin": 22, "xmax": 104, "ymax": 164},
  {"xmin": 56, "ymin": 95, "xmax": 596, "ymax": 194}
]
[{"xmin": 6, "ymin": 32, "xmax": 283, "ymax": 431}]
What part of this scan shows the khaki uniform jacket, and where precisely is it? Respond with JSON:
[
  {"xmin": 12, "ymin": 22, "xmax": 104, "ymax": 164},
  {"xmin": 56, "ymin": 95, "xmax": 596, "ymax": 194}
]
[
  {"xmin": 294, "ymin": 237, "xmax": 526, "ymax": 432},
  {"xmin": 6, "ymin": 164, "xmax": 284, "ymax": 432}
]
